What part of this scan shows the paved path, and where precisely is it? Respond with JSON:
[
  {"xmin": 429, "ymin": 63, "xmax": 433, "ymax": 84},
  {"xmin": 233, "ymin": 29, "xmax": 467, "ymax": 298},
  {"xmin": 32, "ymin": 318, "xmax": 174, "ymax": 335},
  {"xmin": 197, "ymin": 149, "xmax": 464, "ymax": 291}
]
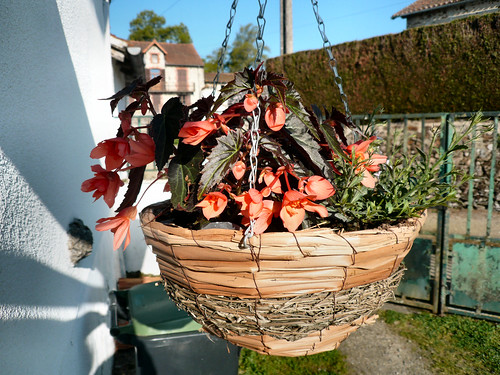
[{"xmin": 338, "ymin": 308, "xmax": 434, "ymax": 375}]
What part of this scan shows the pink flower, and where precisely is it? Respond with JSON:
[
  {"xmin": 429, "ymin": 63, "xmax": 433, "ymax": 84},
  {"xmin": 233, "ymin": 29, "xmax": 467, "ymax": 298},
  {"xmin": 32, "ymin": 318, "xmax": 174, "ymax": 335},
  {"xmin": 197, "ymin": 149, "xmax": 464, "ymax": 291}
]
[
  {"xmin": 299, "ymin": 176, "xmax": 335, "ymax": 200},
  {"xmin": 241, "ymin": 200, "xmax": 281, "ymax": 234},
  {"xmin": 232, "ymin": 161, "xmax": 246, "ymax": 180},
  {"xmin": 119, "ymin": 111, "xmax": 132, "ymax": 135},
  {"xmin": 258, "ymin": 167, "xmax": 283, "ymax": 194},
  {"xmin": 280, "ymin": 190, "xmax": 328, "ymax": 232},
  {"xmin": 244, "ymin": 93, "xmax": 259, "ymax": 112},
  {"xmin": 178, "ymin": 120, "xmax": 218, "ymax": 145},
  {"xmin": 265, "ymin": 102, "xmax": 286, "ymax": 131},
  {"xmin": 95, "ymin": 206, "xmax": 137, "ymax": 250},
  {"xmin": 234, "ymin": 189, "xmax": 264, "ymax": 220},
  {"xmin": 345, "ymin": 136, "xmax": 387, "ymax": 188},
  {"xmin": 81, "ymin": 165, "xmax": 124, "ymax": 208},
  {"xmin": 90, "ymin": 137, "xmax": 130, "ymax": 171},
  {"xmin": 125, "ymin": 133, "xmax": 155, "ymax": 167},
  {"xmin": 196, "ymin": 192, "xmax": 228, "ymax": 220}
]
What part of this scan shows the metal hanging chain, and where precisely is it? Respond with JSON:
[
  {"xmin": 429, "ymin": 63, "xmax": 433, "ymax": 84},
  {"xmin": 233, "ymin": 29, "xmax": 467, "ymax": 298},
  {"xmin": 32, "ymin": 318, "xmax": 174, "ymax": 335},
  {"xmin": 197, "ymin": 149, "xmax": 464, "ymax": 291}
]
[
  {"xmin": 310, "ymin": 0, "xmax": 353, "ymax": 125},
  {"xmin": 254, "ymin": 0, "xmax": 268, "ymax": 67},
  {"xmin": 243, "ymin": 106, "xmax": 262, "ymax": 246},
  {"xmin": 243, "ymin": 0, "xmax": 268, "ymax": 246},
  {"xmin": 212, "ymin": 0, "xmax": 239, "ymax": 97}
]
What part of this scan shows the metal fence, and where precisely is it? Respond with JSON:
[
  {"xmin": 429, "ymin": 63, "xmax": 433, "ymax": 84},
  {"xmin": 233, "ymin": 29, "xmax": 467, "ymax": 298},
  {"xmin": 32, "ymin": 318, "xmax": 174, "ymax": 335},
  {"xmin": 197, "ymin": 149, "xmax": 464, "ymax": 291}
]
[
  {"xmin": 351, "ymin": 112, "xmax": 499, "ymax": 321},
  {"xmin": 134, "ymin": 111, "xmax": 500, "ymax": 321}
]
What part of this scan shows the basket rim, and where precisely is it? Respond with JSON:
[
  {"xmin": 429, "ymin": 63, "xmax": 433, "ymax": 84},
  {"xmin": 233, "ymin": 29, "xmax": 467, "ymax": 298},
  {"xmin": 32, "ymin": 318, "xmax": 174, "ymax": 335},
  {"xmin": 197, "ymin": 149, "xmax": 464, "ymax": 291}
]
[{"xmin": 140, "ymin": 201, "xmax": 427, "ymax": 240}]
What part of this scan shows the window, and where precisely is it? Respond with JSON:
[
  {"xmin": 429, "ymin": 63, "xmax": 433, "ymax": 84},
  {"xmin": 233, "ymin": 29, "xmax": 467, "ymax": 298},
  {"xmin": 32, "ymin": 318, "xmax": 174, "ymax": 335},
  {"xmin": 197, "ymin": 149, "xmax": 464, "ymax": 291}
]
[
  {"xmin": 150, "ymin": 69, "xmax": 161, "ymax": 79},
  {"xmin": 177, "ymin": 69, "xmax": 188, "ymax": 91},
  {"xmin": 151, "ymin": 53, "xmax": 159, "ymax": 64}
]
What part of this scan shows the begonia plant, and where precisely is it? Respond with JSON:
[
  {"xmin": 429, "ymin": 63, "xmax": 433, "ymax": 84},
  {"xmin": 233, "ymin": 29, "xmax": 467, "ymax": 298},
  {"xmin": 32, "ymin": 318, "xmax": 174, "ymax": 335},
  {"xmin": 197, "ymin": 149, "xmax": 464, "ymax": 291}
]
[{"xmin": 82, "ymin": 65, "xmax": 481, "ymax": 250}]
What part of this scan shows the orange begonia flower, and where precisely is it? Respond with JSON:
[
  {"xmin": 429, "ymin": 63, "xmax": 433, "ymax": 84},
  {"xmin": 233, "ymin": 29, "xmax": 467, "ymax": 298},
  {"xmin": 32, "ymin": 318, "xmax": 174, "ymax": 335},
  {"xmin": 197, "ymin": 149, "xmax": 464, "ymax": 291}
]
[
  {"xmin": 95, "ymin": 206, "xmax": 137, "ymax": 250},
  {"xmin": 81, "ymin": 165, "xmax": 124, "ymax": 208},
  {"xmin": 259, "ymin": 167, "xmax": 283, "ymax": 194},
  {"xmin": 232, "ymin": 161, "xmax": 246, "ymax": 180},
  {"xmin": 265, "ymin": 102, "xmax": 286, "ymax": 131},
  {"xmin": 299, "ymin": 176, "xmax": 335, "ymax": 200},
  {"xmin": 241, "ymin": 200, "xmax": 281, "ymax": 234},
  {"xmin": 234, "ymin": 188, "xmax": 264, "ymax": 220},
  {"xmin": 280, "ymin": 190, "xmax": 328, "ymax": 232},
  {"xmin": 119, "ymin": 111, "xmax": 132, "ymax": 135},
  {"xmin": 345, "ymin": 136, "xmax": 387, "ymax": 189},
  {"xmin": 178, "ymin": 120, "xmax": 218, "ymax": 145},
  {"xmin": 90, "ymin": 137, "xmax": 130, "ymax": 171},
  {"xmin": 196, "ymin": 192, "xmax": 228, "ymax": 220},
  {"xmin": 244, "ymin": 93, "xmax": 259, "ymax": 112},
  {"xmin": 125, "ymin": 133, "xmax": 156, "ymax": 168}
]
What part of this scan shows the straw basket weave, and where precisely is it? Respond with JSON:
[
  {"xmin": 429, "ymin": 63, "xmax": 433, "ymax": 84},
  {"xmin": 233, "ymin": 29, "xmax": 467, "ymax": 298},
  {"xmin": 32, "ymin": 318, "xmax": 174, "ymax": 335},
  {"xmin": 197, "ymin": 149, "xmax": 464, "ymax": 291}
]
[{"xmin": 140, "ymin": 204, "xmax": 426, "ymax": 356}]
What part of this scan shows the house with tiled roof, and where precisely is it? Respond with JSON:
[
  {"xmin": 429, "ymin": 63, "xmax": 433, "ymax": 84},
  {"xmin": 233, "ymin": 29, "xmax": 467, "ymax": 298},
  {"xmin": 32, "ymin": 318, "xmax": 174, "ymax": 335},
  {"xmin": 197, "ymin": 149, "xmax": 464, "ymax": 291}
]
[
  {"xmin": 115, "ymin": 37, "xmax": 205, "ymax": 108},
  {"xmin": 392, "ymin": 0, "xmax": 500, "ymax": 28}
]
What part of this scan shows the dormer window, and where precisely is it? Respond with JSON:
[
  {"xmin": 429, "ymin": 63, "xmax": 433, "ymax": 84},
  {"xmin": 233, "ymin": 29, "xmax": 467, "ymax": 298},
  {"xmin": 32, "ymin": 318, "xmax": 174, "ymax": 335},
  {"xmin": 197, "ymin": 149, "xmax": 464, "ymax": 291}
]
[{"xmin": 151, "ymin": 53, "xmax": 159, "ymax": 64}]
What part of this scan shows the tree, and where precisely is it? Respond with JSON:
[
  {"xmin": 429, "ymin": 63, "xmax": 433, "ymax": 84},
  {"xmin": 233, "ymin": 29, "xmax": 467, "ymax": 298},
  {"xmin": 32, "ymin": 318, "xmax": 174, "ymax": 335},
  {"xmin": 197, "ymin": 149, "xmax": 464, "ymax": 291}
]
[
  {"xmin": 204, "ymin": 24, "xmax": 270, "ymax": 72},
  {"xmin": 129, "ymin": 10, "xmax": 192, "ymax": 43}
]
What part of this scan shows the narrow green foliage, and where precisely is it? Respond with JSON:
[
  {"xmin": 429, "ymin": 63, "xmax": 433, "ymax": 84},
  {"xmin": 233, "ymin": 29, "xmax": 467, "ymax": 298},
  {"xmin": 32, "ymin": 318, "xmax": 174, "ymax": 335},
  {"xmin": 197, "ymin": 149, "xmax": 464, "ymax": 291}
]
[{"xmin": 325, "ymin": 113, "xmax": 487, "ymax": 229}]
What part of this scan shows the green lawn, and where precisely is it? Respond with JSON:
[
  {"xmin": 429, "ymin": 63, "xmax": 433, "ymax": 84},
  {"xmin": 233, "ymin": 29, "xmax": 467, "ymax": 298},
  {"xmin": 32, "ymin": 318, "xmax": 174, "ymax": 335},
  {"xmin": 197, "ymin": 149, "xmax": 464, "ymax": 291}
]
[
  {"xmin": 238, "ymin": 347, "xmax": 348, "ymax": 375},
  {"xmin": 380, "ymin": 309, "xmax": 500, "ymax": 375}
]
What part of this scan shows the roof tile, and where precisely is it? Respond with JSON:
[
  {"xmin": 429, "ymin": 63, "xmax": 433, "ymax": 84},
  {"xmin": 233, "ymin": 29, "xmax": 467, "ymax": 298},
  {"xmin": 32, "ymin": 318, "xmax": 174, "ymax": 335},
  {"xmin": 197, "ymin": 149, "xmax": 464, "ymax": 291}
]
[
  {"xmin": 392, "ymin": 0, "xmax": 466, "ymax": 18},
  {"xmin": 126, "ymin": 40, "xmax": 204, "ymax": 67}
]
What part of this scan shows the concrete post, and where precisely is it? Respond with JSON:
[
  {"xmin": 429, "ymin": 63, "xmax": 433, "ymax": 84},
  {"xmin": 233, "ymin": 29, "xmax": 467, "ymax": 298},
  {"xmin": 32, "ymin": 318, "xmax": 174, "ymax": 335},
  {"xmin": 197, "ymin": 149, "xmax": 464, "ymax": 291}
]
[{"xmin": 280, "ymin": 0, "xmax": 293, "ymax": 55}]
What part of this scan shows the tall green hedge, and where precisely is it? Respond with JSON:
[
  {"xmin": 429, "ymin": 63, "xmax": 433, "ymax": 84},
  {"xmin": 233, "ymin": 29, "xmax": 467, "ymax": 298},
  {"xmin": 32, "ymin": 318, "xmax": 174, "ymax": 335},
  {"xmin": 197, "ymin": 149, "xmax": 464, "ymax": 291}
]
[{"xmin": 267, "ymin": 14, "xmax": 499, "ymax": 114}]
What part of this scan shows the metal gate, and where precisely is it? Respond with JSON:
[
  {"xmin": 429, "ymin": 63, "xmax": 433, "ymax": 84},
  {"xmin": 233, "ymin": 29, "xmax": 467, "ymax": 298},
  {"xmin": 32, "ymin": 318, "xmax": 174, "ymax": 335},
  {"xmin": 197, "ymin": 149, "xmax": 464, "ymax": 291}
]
[{"xmin": 351, "ymin": 112, "xmax": 500, "ymax": 321}]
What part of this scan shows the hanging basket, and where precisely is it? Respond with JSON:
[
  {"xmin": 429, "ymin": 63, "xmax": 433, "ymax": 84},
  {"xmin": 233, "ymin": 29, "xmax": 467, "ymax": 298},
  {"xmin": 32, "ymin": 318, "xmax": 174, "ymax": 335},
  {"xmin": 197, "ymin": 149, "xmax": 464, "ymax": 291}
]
[{"xmin": 140, "ymin": 204, "xmax": 426, "ymax": 356}]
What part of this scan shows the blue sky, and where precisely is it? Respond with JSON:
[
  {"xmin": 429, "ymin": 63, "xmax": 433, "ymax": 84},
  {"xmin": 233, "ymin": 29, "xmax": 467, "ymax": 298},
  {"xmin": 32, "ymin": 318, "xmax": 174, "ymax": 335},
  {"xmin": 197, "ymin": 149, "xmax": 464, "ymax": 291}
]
[{"xmin": 110, "ymin": 0, "xmax": 413, "ymax": 60}]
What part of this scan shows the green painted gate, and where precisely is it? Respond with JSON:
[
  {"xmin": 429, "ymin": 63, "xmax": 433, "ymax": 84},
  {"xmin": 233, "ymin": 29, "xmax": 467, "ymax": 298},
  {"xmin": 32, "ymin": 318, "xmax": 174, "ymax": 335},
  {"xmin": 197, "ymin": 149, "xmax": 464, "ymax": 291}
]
[{"xmin": 352, "ymin": 112, "xmax": 499, "ymax": 321}]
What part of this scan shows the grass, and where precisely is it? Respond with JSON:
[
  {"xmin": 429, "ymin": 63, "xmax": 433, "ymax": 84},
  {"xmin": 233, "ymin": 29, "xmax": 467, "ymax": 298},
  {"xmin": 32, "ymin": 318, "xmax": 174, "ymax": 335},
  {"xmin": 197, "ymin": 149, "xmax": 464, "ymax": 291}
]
[
  {"xmin": 238, "ymin": 347, "xmax": 348, "ymax": 375},
  {"xmin": 380, "ymin": 309, "xmax": 500, "ymax": 375}
]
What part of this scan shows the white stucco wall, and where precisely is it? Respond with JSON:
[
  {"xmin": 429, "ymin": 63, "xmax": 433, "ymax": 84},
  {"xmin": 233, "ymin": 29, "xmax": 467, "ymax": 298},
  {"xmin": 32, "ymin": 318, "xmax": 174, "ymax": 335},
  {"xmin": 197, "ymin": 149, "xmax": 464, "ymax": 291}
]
[{"xmin": 0, "ymin": 1, "xmax": 123, "ymax": 374}]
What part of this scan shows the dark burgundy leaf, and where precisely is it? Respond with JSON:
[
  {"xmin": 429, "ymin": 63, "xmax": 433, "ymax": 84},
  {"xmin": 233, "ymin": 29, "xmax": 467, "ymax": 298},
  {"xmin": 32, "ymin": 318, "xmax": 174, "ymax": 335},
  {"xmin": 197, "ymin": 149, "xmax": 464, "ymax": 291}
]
[
  {"xmin": 143, "ymin": 75, "xmax": 163, "ymax": 91},
  {"xmin": 188, "ymin": 96, "xmax": 214, "ymax": 121},
  {"xmin": 100, "ymin": 78, "xmax": 142, "ymax": 114},
  {"xmin": 115, "ymin": 165, "xmax": 146, "ymax": 212},
  {"xmin": 149, "ymin": 97, "xmax": 185, "ymax": 171}
]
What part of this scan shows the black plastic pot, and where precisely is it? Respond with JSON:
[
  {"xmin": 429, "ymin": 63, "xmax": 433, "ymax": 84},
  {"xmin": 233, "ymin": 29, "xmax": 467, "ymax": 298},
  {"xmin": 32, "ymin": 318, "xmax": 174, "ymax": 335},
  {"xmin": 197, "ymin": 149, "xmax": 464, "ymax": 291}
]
[{"xmin": 110, "ymin": 281, "xmax": 240, "ymax": 375}]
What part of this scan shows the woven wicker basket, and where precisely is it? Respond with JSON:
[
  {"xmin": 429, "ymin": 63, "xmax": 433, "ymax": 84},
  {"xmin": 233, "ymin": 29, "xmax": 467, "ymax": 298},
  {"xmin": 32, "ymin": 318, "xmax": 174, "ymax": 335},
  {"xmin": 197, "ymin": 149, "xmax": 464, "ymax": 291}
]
[{"xmin": 140, "ymin": 205, "xmax": 426, "ymax": 356}]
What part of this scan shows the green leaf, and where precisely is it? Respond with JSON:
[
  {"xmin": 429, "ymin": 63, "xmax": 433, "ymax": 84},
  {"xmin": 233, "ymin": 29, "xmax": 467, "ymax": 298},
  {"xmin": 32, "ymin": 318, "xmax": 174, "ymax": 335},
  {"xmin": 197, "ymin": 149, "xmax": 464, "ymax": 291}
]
[
  {"xmin": 167, "ymin": 150, "xmax": 203, "ymax": 210},
  {"xmin": 286, "ymin": 91, "xmax": 320, "ymax": 140},
  {"xmin": 198, "ymin": 129, "xmax": 243, "ymax": 198},
  {"xmin": 150, "ymin": 97, "xmax": 185, "ymax": 170},
  {"xmin": 212, "ymin": 70, "xmax": 252, "ymax": 113},
  {"xmin": 285, "ymin": 113, "xmax": 335, "ymax": 179},
  {"xmin": 319, "ymin": 122, "xmax": 351, "ymax": 162}
]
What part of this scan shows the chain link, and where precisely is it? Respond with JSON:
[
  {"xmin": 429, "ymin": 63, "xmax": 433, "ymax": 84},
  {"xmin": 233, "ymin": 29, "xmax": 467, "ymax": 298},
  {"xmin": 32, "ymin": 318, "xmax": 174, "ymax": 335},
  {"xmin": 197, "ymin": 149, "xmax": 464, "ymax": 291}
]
[
  {"xmin": 212, "ymin": 0, "xmax": 239, "ymax": 97},
  {"xmin": 254, "ymin": 0, "xmax": 268, "ymax": 67},
  {"xmin": 310, "ymin": 0, "xmax": 353, "ymax": 125},
  {"xmin": 243, "ymin": 106, "xmax": 262, "ymax": 246}
]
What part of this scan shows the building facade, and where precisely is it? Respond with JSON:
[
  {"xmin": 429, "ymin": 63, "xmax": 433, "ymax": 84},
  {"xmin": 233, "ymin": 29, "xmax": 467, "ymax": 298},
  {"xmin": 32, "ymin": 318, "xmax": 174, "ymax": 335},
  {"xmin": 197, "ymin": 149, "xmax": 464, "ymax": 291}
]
[
  {"xmin": 392, "ymin": 0, "xmax": 500, "ymax": 28},
  {"xmin": 118, "ymin": 38, "xmax": 205, "ymax": 110}
]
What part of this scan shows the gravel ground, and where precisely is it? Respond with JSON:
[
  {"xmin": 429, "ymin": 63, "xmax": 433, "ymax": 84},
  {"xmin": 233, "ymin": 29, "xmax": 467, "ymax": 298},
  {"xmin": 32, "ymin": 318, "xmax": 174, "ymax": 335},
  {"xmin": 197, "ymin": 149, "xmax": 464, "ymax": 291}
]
[{"xmin": 338, "ymin": 315, "xmax": 434, "ymax": 375}]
